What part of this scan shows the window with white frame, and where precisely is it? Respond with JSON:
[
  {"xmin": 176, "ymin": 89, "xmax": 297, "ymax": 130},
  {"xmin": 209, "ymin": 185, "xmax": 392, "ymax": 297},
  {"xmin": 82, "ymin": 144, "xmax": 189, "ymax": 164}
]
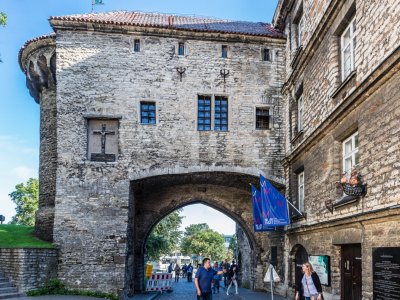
[
  {"xmin": 297, "ymin": 95, "xmax": 304, "ymax": 132},
  {"xmin": 298, "ymin": 172, "xmax": 304, "ymax": 212},
  {"xmin": 343, "ymin": 131, "xmax": 359, "ymax": 176},
  {"xmin": 341, "ymin": 17, "xmax": 356, "ymax": 80},
  {"xmin": 298, "ymin": 16, "xmax": 304, "ymax": 47}
]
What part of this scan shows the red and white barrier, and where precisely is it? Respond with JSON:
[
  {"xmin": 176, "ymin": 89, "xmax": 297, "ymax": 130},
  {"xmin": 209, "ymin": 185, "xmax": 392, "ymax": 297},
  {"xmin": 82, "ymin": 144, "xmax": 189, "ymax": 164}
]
[{"xmin": 146, "ymin": 273, "xmax": 173, "ymax": 292}]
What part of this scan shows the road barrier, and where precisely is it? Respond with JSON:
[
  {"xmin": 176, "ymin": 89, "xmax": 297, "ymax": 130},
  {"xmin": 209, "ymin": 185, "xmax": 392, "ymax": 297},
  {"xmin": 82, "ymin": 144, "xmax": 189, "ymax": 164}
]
[{"xmin": 146, "ymin": 273, "xmax": 173, "ymax": 292}]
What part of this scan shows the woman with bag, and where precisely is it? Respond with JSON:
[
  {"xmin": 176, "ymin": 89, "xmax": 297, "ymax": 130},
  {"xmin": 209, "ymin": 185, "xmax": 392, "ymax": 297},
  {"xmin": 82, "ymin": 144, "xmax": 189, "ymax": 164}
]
[{"xmin": 295, "ymin": 262, "xmax": 323, "ymax": 300}]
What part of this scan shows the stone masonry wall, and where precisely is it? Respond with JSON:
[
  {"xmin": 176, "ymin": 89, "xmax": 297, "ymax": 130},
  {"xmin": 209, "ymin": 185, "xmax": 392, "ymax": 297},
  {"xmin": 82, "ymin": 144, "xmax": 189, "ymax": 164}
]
[
  {"xmin": 0, "ymin": 248, "xmax": 58, "ymax": 292},
  {"xmin": 53, "ymin": 29, "xmax": 286, "ymax": 293}
]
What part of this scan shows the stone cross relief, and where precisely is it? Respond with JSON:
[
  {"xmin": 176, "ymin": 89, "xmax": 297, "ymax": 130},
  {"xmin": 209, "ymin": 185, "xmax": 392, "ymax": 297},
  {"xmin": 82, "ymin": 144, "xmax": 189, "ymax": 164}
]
[{"xmin": 90, "ymin": 124, "xmax": 116, "ymax": 162}]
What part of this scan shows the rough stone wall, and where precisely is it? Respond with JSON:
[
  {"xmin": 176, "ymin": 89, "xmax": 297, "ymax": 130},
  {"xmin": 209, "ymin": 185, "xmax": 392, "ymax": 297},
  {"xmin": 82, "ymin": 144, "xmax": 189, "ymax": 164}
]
[
  {"xmin": 236, "ymin": 225, "xmax": 252, "ymax": 289},
  {"xmin": 35, "ymin": 88, "xmax": 57, "ymax": 241},
  {"xmin": 0, "ymin": 248, "xmax": 58, "ymax": 292},
  {"xmin": 52, "ymin": 29, "xmax": 286, "ymax": 293}
]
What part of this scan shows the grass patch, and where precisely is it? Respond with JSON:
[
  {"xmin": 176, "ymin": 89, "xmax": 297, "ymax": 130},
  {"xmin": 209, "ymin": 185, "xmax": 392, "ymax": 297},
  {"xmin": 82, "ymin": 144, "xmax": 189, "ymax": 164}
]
[
  {"xmin": 0, "ymin": 224, "xmax": 54, "ymax": 248},
  {"xmin": 27, "ymin": 279, "xmax": 118, "ymax": 300}
]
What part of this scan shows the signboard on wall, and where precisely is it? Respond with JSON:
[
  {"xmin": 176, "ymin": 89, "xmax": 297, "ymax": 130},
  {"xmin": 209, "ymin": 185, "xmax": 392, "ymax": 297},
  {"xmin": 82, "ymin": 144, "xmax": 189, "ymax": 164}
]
[
  {"xmin": 309, "ymin": 255, "xmax": 330, "ymax": 286},
  {"xmin": 373, "ymin": 247, "xmax": 400, "ymax": 300}
]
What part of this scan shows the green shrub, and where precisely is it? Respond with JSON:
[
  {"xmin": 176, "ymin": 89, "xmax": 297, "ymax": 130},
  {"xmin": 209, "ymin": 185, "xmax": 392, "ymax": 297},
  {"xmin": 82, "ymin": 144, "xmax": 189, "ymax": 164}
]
[{"xmin": 27, "ymin": 278, "xmax": 118, "ymax": 300}]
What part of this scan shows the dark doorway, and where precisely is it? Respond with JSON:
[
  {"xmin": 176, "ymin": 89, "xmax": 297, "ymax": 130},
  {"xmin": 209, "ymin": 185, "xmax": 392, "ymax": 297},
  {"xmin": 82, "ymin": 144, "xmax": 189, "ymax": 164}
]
[
  {"xmin": 294, "ymin": 245, "xmax": 308, "ymax": 289},
  {"xmin": 341, "ymin": 244, "xmax": 362, "ymax": 300}
]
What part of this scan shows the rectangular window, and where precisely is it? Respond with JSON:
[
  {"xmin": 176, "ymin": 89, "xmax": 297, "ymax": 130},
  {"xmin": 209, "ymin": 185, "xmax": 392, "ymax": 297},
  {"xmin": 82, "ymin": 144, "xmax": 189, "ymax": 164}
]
[
  {"xmin": 178, "ymin": 42, "xmax": 185, "ymax": 56},
  {"xmin": 298, "ymin": 16, "xmax": 304, "ymax": 47},
  {"xmin": 256, "ymin": 107, "xmax": 270, "ymax": 130},
  {"xmin": 297, "ymin": 95, "xmax": 304, "ymax": 131},
  {"xmin": 263, "ymin": 49, "xmax": 270, "ymax": 61},
  {"xmin": 134, "ymin": 39, "xmax": 140, "ymax": 52},
  {"xmin": 343, "ymin": 131, "xmax": 359, "ymax": 175},
  {"xmin": 140, "ymin": 102, "xmax": 156, "ymax": 124},
  {"xmin": 298, "ymin": 172, "xmax": 304, "ymax": 212},
  {"xmin": 221, "ymin": 45, "xmax": 228, "ymax": 58},
  {"xmin": 198, "ymin": 96, "xmax": 212, "ymax": 131},
  {"xmin": 214, "ymin": 96, "xmax": 228, "ymax": 131},
  {"xmin": 341, "ymin": 17, "xmax": 356, "ymax": 80}
]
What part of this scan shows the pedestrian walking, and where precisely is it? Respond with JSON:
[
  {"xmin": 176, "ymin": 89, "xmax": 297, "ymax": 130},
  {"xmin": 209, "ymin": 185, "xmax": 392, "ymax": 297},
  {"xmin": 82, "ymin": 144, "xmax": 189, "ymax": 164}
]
[
  {"xmin": 212, "ymin": 262, "xmax": 222, "ymax": 294},
  {"xmin": 226, "ymin": 265, "xmax": 238, "ymax": 295},
  {"xmin": 174, "ymin": 263, "xmax": 181, "ymax": 282},
  {"xmin": 222, "ymin": 259, "xmax": 230, "ymax": 287},
  {"xmin": 187, "ymin": 263, "xmax": 194, "ymax": 282},
  {"xmin": 195, "ymin": 258, "xmax": 225, "ymax": 300},
  {"xmin": 167, "ymin": 262, "xmax": 173, "ymax": 274},
  {"xmin": 295, "ymin": 262, "xmax": 323, "ymax": 300},
  {"xmin": 182, "ymin": 263, "xmax": 187, "ymax": 278}
]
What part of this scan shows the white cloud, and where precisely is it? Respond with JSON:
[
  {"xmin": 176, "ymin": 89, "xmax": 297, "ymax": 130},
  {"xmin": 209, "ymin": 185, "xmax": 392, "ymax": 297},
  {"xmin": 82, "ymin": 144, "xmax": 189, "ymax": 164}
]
[{"xmin": 12, "ymin": 166, "xmax": 37, "ymax": 181}]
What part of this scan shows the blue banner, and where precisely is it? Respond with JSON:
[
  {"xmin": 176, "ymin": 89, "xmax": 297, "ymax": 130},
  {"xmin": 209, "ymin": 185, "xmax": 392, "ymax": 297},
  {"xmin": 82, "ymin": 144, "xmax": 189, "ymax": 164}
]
[
  {"xmin": 260, "ymin": 175, "xmax": 290, "ymax": 226},
  {"xmin": 251, "ymin": 184, "xmax": 276, "ymax": 232}
]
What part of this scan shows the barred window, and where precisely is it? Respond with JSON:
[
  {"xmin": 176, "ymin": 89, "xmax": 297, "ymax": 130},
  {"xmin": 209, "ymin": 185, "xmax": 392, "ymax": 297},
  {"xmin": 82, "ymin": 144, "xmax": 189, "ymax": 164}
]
[
  {"xmin": 178, "ymin": 42, "xmax": 185, "ymax": 56},
  {"xmin": 214, "ymin": 96, "xmax": 228, "ymax": 131},
  {"xmin": 198, "ymin": 96, "xmax": 211, "ymax": 131},
  {"xmin": 256, "ymin": 108, "xmax": 270, "ymax": 130},
  {"xmin": 140, "ymin": 102, "xmax": 156, "ymax": 124},
  {"xmin": 134, "ymin": 39, "xmax": 140, "ymax": 52},
  {"xmin": 222, "ymin": 45, "xmax": 228, "ymax": 58}
]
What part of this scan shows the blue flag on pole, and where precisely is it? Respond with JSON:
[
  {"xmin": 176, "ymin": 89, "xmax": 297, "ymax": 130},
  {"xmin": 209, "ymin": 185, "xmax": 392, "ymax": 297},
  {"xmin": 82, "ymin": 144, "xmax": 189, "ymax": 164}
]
[
  {"xmin": 251, "ymin": 184, "xmax": 276, "ymax": 232},
  {"xmin": 260, "ymin": 175, "xmax": 290, "ymax": 226}
]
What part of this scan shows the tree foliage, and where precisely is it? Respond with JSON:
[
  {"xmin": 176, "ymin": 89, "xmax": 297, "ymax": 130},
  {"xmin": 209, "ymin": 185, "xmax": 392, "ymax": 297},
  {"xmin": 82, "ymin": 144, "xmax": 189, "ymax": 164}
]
[
  {"xmin": 228, "ymin": 234, "xmax": 237, "ymax": 254},
  {"xmin": 0, "ymin": 12, "xmax": 6, "ymax": 26},
  {"xmin": 181, "ymin": 225, "xmax": 226, "ymax": 261},
  {"xmin": 0, "ymin": 12, "xmax": 6, "ymax": 63},
  {"xmin": 9, "ymin": 178, "xmax": 39, "ymax": 226},
  {"xmin": 145, "ymin": 210, "xmax": 183, "ymax": 261}
]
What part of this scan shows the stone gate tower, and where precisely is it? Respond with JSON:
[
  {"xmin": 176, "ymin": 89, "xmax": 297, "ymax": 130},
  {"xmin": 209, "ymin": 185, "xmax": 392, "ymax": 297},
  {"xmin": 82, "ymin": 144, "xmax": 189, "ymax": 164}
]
[{"xmin": 19, "ymin": 12, "xmax": 287, "ymax": 296}]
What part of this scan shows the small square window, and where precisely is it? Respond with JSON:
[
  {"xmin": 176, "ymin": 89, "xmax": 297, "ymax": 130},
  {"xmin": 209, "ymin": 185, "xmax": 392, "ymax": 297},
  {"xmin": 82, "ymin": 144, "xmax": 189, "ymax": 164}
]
[
  {"xmin": 221, "ymin": 45, "xmax": 228, "ymax": 58},
  {"xmin": 140, "ymin": 102, "xmax": 156, "ymax": 124},
  {"xmin": 134, "ymin": 39, "xmax": 140, "ymax": 52},
  {"xmin": 256, "ymin": 108, "xmax": 270, "ymax": 130},
  {"xmin": 263, "ymin": 49, "xmax": 270, "ymax": 61},
  {"xmin": 178, "ymin": 42, "xmax": 185, "ymax": 56}
]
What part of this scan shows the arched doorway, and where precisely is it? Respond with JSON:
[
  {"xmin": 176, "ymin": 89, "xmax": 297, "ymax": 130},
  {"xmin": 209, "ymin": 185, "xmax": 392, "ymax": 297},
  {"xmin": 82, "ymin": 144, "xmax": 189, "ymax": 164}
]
[
  {"xmin": 292, "ymin": 245, "xmax": 308, "ymax": 290},
  {"xmin": 124, "ymin": 171, "xmax": 285, "ymax": 295}
]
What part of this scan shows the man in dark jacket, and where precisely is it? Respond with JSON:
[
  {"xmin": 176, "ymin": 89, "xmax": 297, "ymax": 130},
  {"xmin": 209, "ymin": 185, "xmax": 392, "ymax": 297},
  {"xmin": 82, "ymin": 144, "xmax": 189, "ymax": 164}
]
[{"xmin": 195, "ymin": 258, "xmax": 225, "ymax": 300}]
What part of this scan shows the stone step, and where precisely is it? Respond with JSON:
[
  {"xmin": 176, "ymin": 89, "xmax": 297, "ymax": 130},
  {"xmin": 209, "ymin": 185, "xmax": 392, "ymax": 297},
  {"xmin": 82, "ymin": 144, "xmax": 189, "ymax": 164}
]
[
  {"xmin": 0, "ymin": 287, "xmax": 18, "ymax": 295},
  {"xmin": 0, "ymin": 283, "xmax": 13, "ymax": 289},
  {"xmin": 0, "ymin": 293, "xmax": 24, "ymax": 299},
  {"xmin": 0, "ymin": 280, "xmax": 7, "ymax": 284}
]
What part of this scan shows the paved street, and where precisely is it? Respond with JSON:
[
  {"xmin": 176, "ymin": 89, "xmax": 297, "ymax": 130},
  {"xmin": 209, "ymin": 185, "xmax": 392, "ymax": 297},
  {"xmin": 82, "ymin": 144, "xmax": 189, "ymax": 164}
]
[{"xmin": 153, "ymin": 279, "xmax": 289, "ymax": 300}]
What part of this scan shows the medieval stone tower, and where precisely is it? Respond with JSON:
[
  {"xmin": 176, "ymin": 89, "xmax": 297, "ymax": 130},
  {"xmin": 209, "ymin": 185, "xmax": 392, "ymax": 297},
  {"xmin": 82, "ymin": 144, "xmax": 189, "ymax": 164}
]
[{"xmin": 19, "ymin": 12, "xmax": 287, "ymax": 295}]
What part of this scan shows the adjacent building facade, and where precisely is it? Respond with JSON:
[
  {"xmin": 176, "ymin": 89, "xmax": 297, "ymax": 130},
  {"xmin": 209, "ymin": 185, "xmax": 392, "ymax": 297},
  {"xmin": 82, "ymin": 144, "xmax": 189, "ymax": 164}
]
[{"xmin": 274, "ymin": 0, "xmax": 400, "ymax": 299}]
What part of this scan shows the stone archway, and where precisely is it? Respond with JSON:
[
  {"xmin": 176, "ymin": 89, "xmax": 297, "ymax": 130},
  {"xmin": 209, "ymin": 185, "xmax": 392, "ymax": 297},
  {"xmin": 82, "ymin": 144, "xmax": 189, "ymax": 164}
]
[{"xmin": 124, "ymin": 171, "xmax": 283, "ymax": 295}]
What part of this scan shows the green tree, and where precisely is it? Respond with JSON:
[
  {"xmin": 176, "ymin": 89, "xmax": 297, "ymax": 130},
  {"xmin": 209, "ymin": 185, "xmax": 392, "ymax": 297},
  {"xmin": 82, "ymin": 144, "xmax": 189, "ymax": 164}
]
[
  {"xmin": 145, "ymin": 210, "xmax": 183, "ymax": 261},
  {"xmin": 228, "ymin": 234, "xmax": 237, "ymax": 255},
  {"xmin": 0, "ymin": 12, "xmax": 6, "ymax": 26},
  {"xmin": 0, "ymin": 12, "xmax": 6, "ymax": 62},
  {"xmin": 9, "ymin": 178, "xmax": 39, "ymax": 226},
  {"xmin": 183, "ymin": 223, "xmax": 209, "ymax": 237},
  {"xmin": 181, "ymin": 228, "xmax": 226, "ymax": 261}
]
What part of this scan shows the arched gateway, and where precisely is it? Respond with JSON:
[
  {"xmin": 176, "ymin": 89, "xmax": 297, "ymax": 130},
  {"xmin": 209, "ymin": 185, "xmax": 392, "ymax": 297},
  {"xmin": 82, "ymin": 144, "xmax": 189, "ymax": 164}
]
[
  {"xmin": 19, "ymin": 11, "xmax": 286, "ymax": 297},
  {"xmin": 127, "ymin": 171, "xmax": 276, "ymax": 294}
]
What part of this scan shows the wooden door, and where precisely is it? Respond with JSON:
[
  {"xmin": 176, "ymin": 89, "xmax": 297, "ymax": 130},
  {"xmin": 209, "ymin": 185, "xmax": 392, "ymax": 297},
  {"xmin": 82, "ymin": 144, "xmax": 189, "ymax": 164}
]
[{"xmin": 342, "ymin": 244, "xmax": 362, "ymax": 300}]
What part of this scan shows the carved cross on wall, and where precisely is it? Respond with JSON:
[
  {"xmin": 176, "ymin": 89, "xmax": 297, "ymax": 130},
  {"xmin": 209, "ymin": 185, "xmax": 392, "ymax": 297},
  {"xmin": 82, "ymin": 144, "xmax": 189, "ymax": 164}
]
[{"xmin": 91, "ymin": 124, "xmax": 116, "ymax": 162}]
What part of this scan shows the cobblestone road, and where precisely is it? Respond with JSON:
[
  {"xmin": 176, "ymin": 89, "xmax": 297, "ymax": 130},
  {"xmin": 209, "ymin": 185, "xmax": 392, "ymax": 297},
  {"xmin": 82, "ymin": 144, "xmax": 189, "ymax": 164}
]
[{"xmin": 154, "ymin": 279, "xmax": 288, "ymax": 300}]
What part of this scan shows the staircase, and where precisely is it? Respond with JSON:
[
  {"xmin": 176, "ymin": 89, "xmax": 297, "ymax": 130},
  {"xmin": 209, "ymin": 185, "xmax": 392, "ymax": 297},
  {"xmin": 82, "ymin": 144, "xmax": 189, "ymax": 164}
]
[{"xmin": 0, "ymin": 272, "xmax": 23, "ymax": 299}]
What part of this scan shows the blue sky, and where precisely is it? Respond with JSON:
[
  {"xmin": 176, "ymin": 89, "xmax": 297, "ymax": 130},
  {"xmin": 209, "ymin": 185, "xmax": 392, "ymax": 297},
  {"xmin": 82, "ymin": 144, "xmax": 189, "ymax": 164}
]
[{"xmin": 0, "ymin": 0, "xmax": 278, "ymax": 232}]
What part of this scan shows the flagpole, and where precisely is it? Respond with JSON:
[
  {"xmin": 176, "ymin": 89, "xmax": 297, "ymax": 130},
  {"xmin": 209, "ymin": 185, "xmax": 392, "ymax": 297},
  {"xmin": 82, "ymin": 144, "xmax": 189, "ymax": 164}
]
[
  {"xmin": 286, "ymin": 198, "xmax": 304, "ymax": 216},
  {"xmin": 91, "ymin": 0, "xmax": 94, "ymax": 14}
]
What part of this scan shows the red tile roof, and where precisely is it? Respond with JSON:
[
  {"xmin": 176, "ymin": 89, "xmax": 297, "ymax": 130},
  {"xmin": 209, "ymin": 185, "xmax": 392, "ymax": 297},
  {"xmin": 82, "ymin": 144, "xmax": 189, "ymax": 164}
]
[{"xmin": 50, "ymin": 11, "xmax": 285, "ymax": 38}]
